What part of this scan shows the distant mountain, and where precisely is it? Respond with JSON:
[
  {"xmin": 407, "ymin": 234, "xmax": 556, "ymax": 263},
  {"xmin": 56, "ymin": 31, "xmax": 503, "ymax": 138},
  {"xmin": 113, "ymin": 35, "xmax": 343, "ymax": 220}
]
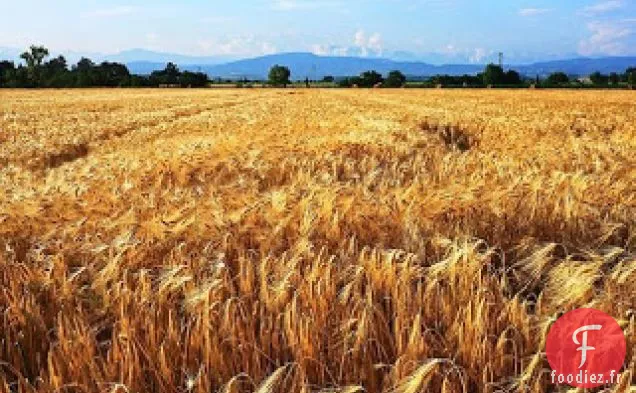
[
  {"xmin": 196, "ymin": 52, "xmax": 483, "ymax": 79},
  {"xmin": 174, "ymin": 53, "xmax": 636, "ymax": 79},
  {"xmin": 517, "ymin": 57, "xmax": 636, "ymax": 76}
]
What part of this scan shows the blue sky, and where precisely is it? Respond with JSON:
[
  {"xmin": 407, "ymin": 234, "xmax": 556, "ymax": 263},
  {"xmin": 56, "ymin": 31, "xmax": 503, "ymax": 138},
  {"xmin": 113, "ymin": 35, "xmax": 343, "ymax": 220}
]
[{"xmin": 2, "ymin": 0, "xmax": 636, "ymax": 63}]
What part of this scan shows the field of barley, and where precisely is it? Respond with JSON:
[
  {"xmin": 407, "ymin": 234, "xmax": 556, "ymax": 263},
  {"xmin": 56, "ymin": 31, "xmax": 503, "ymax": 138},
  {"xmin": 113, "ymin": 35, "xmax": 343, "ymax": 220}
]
[{"xmin": 0, "ymin": 89, "xmax": 635, "ymax": 393}]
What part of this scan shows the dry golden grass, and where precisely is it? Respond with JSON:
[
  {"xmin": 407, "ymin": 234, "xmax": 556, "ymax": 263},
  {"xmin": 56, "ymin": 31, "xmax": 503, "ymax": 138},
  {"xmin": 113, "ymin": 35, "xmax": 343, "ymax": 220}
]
[{"xmin": 0, "ymin": 88, "xmax": 634, "ymax": 393}]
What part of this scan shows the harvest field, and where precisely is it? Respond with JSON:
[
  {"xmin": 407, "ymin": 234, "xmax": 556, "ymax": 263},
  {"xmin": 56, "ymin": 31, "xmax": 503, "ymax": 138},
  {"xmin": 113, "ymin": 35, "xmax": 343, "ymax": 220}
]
[{"xmin": 0, "ymin": 89, "xmax": 635, "ymax": 392}]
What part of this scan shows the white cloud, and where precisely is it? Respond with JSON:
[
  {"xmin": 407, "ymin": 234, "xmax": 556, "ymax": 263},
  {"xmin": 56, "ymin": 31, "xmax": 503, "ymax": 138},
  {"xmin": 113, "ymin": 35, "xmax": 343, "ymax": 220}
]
[
  {"xmin": 582, "ymin": 0, "xmax": 624, "ymax": 15},
  {"xmin": 518, "ymin": 8, "xmax": 551, "ymax": 17},
  {"xmin": 578, "ymin": 20, "xmax": 633, "ymax": 55},
  {"xmin": 354, "ymin": 30, "xmax": 366, "ymax": 48},
  {"xmin": 261, "ymin": 42, "xmax": 278, "ymax": 55},
  {"xmin": 368, "ymin": 33, "xmax": 382, "ymax": 52},
  {"xmin": 352, "ymin": 30, "xmax": 383, "ymax": 57},
  {"xmin": 197, "ymin": 35, "xmax": 277, "ymax": 56},
  {"xmin": 469, "ymin": 48, "xmax": 489, "ymax": 63},
  {"xmin": 311, "ymin": 44, "xmax": 330, "ymax": 56},
  {"xmin": 311, "ymin": 30, "xmax": 383, "ymax": 57},
  {"xmin": 443, "ymin": 44, "xmax": 458, "ymax": 54},
  {"xmin": 81, "ymin": 6, "xmax": 138, "ymax": 18}
]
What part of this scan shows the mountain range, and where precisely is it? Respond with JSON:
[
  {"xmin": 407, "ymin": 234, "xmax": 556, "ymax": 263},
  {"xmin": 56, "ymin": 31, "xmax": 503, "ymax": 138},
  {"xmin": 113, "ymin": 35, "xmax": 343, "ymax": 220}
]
[
  {"xmin": 2, "ymin": 47, "xmax": 635, "ymax": 79},
  {"xmin": 138, "ymin": 53, "xmax": 636, "ymax": 79}
]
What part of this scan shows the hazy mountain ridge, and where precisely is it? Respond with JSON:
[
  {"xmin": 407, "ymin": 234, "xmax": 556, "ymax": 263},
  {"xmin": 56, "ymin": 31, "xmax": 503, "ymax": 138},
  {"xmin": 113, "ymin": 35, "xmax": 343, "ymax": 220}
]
[{"xmin": 181, "ymin": 53, "xmax": 636, "ymax": 79}]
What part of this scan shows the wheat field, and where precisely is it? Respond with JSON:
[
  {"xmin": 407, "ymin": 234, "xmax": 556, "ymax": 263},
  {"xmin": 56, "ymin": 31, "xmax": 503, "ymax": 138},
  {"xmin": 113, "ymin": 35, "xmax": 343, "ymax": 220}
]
[{"xmin": 0, "ymin": 89, "xmax": 634, "ymax": 393}]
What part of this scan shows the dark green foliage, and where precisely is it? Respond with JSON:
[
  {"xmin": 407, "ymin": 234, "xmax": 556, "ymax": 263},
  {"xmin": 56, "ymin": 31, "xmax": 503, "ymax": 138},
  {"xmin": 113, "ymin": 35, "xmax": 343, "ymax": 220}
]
[
  {"xmin": 338, "ymin": 74, "xmax": 378, "ymax": 88},
  {"xmin": 546, "ymin": 72, "xmax": 569, "ymax": 85},
  {"xmin": 482, "ymin": 64, "xmax": 506, "ymax": 85},
  {"xmin": 504, "ymin": 70, "xmax": 521, "ymax": 85},
  {"xmin": 268, "ymin": 65, "xmax": 291, "ymax": 87},
  {"xmin": 590, "ymin": 71, "xmax": 608, "ymax": 86},
  {"xmin": 337, "ymin": 71, "xmax": 382, "ymax": 88},
  {"xmin": 20, "ymin": 45, "xmax": 49, "ymax": 68},
  {"xmin": 18, "ymin": 45, "xmax": 49, "ymax": 86},
  {"xmin": 43, "ymin": 55, "xmax": 68, "ymax": 83},
  {"xmin": 322, "ymin": 75, "xmax": 335, "ymax": 83},
  {"xmin": 73, "ymin": 58, "xmax": 97, "ymax": 87},
  {"xmin": 7, "ymin": 66, "xmax": 30, "ymax": 87},
  {"xmin": 179, "ymin": 71, "xmax": 209, "ymax": 87},
  {"xmin": 129, "ymin": 75, "xmax": 150, "ymax": 87},
  {"xmin": 608, "ymin": 72, "xmax": 619, "ymax": 85},
  {"xmin": 150, "ymin": 62, "xmax": 180, "ymax": 85},
  {"xmin": 359, "ymin": 70, "xmax": 383, "ymax": 87},
  {"xmin": 149, "ymin": 63, "xmax": 208, "ymax": 87},
  {"xmin": 0, "ymin": 45, "xmax": 209, "ymax": 88},
  {"xmin": 0, "ymin": 60, "xmax": 14, "ymax": 87},
  {"xmin": 477, "ymin": 65, "xmax": 521, "ymax": 86},
  {"xmin": 337, "ymin": 77, "xmax": 352, "ymax": 87},
  {"xmin": 94, "ymin": 62, "xmax": 131, "ymax": 87},
  {"xmin": 430, "ymin": 74, "xmax": 483, "ymax": 87},
  {"xmin": 384, "ymin": 70, "xmax": 406, "ymax": 88}
]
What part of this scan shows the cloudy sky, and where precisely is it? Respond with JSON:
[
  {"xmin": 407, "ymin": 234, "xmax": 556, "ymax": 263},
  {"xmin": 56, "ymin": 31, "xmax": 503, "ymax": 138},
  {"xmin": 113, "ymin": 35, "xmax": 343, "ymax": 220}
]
[{"xmin": 2, "ymin": 0, "xmax": 636, "ymax": 63}]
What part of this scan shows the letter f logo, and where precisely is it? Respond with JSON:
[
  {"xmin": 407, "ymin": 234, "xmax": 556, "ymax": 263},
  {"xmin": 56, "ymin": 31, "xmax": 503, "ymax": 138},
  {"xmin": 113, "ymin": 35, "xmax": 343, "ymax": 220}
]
[{"xmin": 573, "ymin": 325, "xmax": 602, "ymax": 368}]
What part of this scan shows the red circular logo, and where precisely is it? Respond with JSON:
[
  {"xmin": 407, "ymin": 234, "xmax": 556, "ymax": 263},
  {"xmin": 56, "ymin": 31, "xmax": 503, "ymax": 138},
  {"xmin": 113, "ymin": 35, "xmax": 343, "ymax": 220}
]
[{"xmin": 546, "ymin": 308, "xmax": 626, "ymax": 388}]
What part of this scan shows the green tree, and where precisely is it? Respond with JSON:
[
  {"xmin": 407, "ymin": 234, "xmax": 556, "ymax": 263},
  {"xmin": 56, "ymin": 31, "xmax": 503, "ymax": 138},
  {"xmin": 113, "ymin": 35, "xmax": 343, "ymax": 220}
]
[
  {"xmin": 322, "ymin": 75, "xmax": 335, "ymax": 83},
  {"xmin": 76, "ymin": 57, "xmax": 95, "ymax": 72},
  {"xmin": 164, "ymin": 62, "xmax": 180, "ymax": 85},
  {"xmin": 546, "ymin": 72, "xmax": 569, "ymax": 85},
  {"xmin": 149, "ymin": 62, "xmax": 181, "ymax": 86},
  {"xmin": 628, "ymin": 70, "xmax": 635, "ymax": 88},
  {"xmin": 482, "ymin": 64, "xmax": 505, "ymax": 85},
  {"xmin": 43, "ymin": 56, "xmax": 72, "ymax": 87},
  {"xmin": 384, "ymin": 70, "xmax": 406, "ymax": 88},
  {"xmin": 0, "ymin": 60, "xmax": 15, "ymax": 87},
  {"xmin": 608, "ymin": 72, "xmax": 619, "ymax": 85},
  {"xmin": 20, "ymin": 45, "xmax": 49, "ymax": 86},
  {"xmin": 129, "ymin": 75, "xmax": 149, "ymax": 87},
  {"xmin": 20, "ymin": 45, "xmax": 49, "ymax": 68},
  {"xmin": 337, "ymin": 77, "xmax": 352, "ymax": 87},
  {"xmin": 504, "ymin": 70, "xmax": 521, "ymax": 85},
  {"xmin": 359, "ymin": 70, "xmax": 383, "ymax": 87},
  {"xmin": 268, "ymin": 65, "xmax": 291, "ymax": 87},
  {"xmin": 179, "ymin": 71, "xmax": 209, "ymax": 87},
  {"xmin": 45, "ymin": 55, "xmax": 68, "ymax": 73},
  {"xmin": 74, "ymin": 58, "xmax": 96, "ymax": 87},
  {"xmin": 95, "ymin": 62, "xmax": 131, "ymax": 87},
  {"xmin": 42, "ymin": 55, "xmax": 68, "ymax": 86},
  {"xmin": 590, "ymin": 71, "xmax": 608, "ymax": 86}
]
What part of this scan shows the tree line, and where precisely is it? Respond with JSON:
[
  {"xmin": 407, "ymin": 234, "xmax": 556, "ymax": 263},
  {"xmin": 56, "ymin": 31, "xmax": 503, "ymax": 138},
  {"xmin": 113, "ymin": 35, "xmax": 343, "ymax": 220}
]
[
  {"xmin": 268, "ymin": 64, "xmax": 636, "ymax": 89},
  {"xmin": 0, "ymin": 45, "xmax": 209, "ymax": 88}
]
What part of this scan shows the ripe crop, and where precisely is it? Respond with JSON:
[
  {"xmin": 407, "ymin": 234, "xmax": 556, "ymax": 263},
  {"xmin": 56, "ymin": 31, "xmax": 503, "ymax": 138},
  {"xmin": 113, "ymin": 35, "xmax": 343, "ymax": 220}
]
[{"xmin": 0, "ymin": 89, "xmax": 634, "ymax": 392}]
